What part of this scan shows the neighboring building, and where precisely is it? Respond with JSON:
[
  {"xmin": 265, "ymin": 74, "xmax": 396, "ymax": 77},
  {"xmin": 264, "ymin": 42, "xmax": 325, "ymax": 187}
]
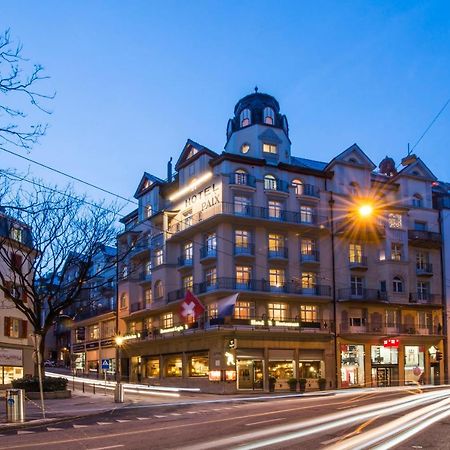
[
  {"xmin": 70, "ymin": 245, "xmax": 117, "ymax": 375},
  {"xmin": 112, "ymin": 90, "xmax": 445, "ymax": 393},
  {"xmin": 0, "ymin": 210, "xmax": 34, "ymax": 385}
]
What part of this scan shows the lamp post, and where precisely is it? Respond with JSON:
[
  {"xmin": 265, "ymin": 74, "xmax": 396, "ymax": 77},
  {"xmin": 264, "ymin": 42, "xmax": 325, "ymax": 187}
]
[{"xmin": 114, "ymin": 334, "xmax": 124, "ymax": 403}]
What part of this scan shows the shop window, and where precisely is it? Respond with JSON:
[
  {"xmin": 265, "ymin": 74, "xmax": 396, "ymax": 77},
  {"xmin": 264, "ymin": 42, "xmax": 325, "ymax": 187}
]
[
  {"xmin": 144, "ymin": 358, "xmax": 160, "ymax": 378},
  {"xmin": 234, "ymin": 301, "xmax": 255, "ymax": 319},
  {"xmin": 404, "ymin": 346, "xmax": 425, "ymax": 385},
  {"xmin": 267, "ymin": 303, "xmax": 287, "ymax": 321},
  {"xmin": 1, "ymin": 366, "xmax": 24, "ymax": 384},
  {"xmin": 371, "ymin": 345, "xmax": 398, "ymax": 365},
  {"xmin": 189, "ymin": 354, "xmax": 209, "ymax": 377},
  {"xmin": 165, "ymin": 356, "xmax": 182, "ymax": 377},
  {"xmin": 341, "ymin": 344, "xmax": 365, "ymax": 388},
  {"xmin": 299, "ymin": 361, "xmax": 322, "ymax": 379}
]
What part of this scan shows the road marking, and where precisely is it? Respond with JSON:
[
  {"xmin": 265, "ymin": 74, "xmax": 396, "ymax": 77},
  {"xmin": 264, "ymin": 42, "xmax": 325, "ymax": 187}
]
[
  {"xmin": 115, "ymin": 419, "xmax": 131, "ymax": 423},
  {"xmin": 170, "ymin": 413, "xmax": 181, "ymax": 416},
  {"xmin": 154, "ymin": 415, "xmax": 166, "ymax": 418},
  {"xmin": 320, "ymin": 416, "xmax": 379, "ymax": 445},
  {"xmin": 97, "ymin": 422, "xmax": 113, "ymax": 425},
  {"xmin": 245, "ymin": 418, "xmax": 285, "ymax": 426},
  {"xmin": 47, "ymin": 427, "xmax": 64, "ymax": 431},
  {"xmin": 73, "ymin": 424, "xmax": 89, "ymax": 428},
  {"xmin": 87, "ymin": 446, "xmax": 125, "ymax": 450},
  {"xmin": 137, "ymin": 417, "xmax": 150, "ymax": 420},
  {"xmin": 187, "ymin": 411, "xmax": 197, "ymax": 414},
  {"xmin": 17, "ymin": 430, "xmax": 35, "ymax": 434}
]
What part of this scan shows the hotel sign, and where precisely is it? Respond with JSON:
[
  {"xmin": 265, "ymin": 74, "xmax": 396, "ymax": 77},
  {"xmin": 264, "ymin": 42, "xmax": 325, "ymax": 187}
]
[
  {"xmin": 250, "ymin": 319, "xmax": 300, "ymax": 328},
  {"xmin": 184, "ymin": 183, "xmax": 220, "ymax": 212}
]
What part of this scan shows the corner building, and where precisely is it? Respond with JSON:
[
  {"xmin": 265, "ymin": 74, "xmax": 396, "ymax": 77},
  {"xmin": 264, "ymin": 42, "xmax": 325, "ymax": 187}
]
[{"xmin": 117, "ymin": 91, "xmax": 445, "ymax": 393}]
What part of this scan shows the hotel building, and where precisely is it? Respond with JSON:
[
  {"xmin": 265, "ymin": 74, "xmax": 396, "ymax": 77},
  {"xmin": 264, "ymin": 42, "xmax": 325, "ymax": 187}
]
[{"xmin": 100, "ymin": 91, "xmax": 445, "ymax": 393}]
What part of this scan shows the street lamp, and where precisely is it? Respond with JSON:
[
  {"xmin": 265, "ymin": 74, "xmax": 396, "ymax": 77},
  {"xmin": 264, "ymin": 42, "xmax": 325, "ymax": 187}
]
[
  {"xmin": 114, "ymin": 333, "xmax": 124, "ymax": 403},
  {"xmin": 358, "ymin": 203, "xmax": 374, "ymax": 218}
]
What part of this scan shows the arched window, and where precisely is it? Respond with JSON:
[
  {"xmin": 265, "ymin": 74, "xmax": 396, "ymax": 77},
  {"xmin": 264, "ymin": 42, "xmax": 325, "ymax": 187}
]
[
  {"xmin": 120, "ymin": 292, "xmax": 127, "ymax": 309},
  {"xmin": 240, "ymin": 143, "xmax": 250, "ymax": 154},
  {"xmin": 393, "ymin": 276, "xmax": 403, "ymax": 293},
  {"xmin": 122, "ymin": 265, "xmax": 128, "ymax": 278},
  {"xmin": 292, "ymin": 179, "xmax": 304, "ymax": 195},
  {"xmin": 154, "ymin": 280, "xmax": 163, "ymax": 299},
  {"xmin": 263, "ymin": 107, "xmax": 275, "ymax": 125},
  {"xmin": 240, "ymin": 109, "xmax": 251, "ymax": 127},
  {"xmin": 145, "ymin": 204, "xmax": 152, "ymax": 218},
  {"xmin": 234, "ymin": 169, "xmax": 248, "ymax": 185},
  {"xmin": 412, "ymin": 193, "xmax": 423, "ymax": 208},
  {"xmin": 264, "ymin": 174, "xmax": 277, "ymax": 190}
]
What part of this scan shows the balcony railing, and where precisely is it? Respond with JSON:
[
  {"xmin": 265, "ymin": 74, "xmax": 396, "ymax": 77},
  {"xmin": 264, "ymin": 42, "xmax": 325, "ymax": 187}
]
[
  {"xmin": 130, "ymin": 302, "xmax": 145, "ymax": 313},
  {"xmin": 409, "ymin": 292, "xmax": 441, "ymax": 305},
  {"xmin": 264, "ymin": 179, "xmax": 289, "ymax": 193},
  {"xmin": 338, "ymin": 288, "xmax": 388, "ymax": 302},
  {"xmin": 228, "ymin": 173, "xmax": 256, "ymax": 187},
  {"xmin": 200, "ymin": 246, "xmax": 217, "ymax": 259},
  {"xmin": 268, "ymin": 247, "xmax": 288, "ymax": 259},
  {"xmin": 349, "ymin": 256, "xmax": 368, "ymax": 269},
  {"xmin": 408, "ymin": 230, "xmax": 441, "ymax": 247},
  {"xmin": 302, "ymin": 184, "xmax": 320, "ymax": 198},
  {"xmin": 340, "ymin": 322, "xmax": 441, "ymax": 335},
  {"xmin": 177, "ymin": 256, "xmax": 193, "ymax": 267},
  {"xmin": 300, "ymin": 250, "xmax": 320, "ymax": 263},
  {"xmin": 234, "ymin": 243, "xmax": 255, "ymax": 256},
  {"xmin": 416, "ymin": 263, "xmax": 433, "ymax": 275},
  {"xmin": 75, "ymin": 304, "xmax": 115, "ymax": 321}
]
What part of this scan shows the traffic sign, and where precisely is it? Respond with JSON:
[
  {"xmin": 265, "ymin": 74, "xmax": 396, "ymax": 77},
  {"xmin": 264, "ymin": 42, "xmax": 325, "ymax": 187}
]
[{"xmin": 101, "ymin": 359, "xmax": 110, "ymax": 370}]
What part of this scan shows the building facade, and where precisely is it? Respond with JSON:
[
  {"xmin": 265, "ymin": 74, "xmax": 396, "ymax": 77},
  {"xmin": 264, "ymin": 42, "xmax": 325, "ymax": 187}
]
[{"xmin": 113, "ymin": 91, "xmax": 445, "ymax": 393}]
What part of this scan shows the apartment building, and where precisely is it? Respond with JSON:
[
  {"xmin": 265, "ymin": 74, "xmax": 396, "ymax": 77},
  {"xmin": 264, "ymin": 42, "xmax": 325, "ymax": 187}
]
[
  {"xmin": 0, "ymin": 210, "xmax": 34, "ymax": 385},
  {"xmin": 114, "ymin": 91, "xmax": 445, "ymax": 393}
]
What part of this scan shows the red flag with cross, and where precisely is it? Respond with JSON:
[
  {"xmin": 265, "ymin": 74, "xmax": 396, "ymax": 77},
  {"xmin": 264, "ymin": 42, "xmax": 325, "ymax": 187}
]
[{"xmin": 180, "ymin": 290, "xmax": 205, "ymax": 323}]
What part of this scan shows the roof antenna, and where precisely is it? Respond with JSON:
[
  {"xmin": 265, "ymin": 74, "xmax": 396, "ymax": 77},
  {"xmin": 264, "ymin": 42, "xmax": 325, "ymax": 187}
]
[{"xmin": 254, "ymin": 86, "xmax": 258, "ymax": 93}]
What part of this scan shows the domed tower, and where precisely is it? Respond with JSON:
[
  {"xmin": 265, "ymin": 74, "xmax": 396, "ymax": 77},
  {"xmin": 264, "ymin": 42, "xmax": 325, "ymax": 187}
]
[{"xmin": 225, "ymin": 88, "xmax": 291, "ymax": 163}]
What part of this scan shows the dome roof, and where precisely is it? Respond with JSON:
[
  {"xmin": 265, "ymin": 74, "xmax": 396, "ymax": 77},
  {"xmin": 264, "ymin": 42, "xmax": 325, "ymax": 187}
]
[{"xmin": 233, "ymin": 91, "xmax": 280, "ymax": 116}]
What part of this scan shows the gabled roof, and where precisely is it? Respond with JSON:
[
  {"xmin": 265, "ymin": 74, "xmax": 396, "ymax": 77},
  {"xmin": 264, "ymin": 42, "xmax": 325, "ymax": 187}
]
[
  {"xmin": 134, "ymin": 172, "xmax": 164, "ymax": 199},
  {"xmin": 395, "ymin": 158, "xmax": 437, "ymax": 181},
  {"xmin": 174, "ymin": 139, "xmax": 218, "ymax": 171},
  {"xmin": 291, "ymin": 156, "xmax": 327, "ymax": 171},
  {"xmin": 325, "ymin": 143, "xmax": 376, "ymax": 171}
]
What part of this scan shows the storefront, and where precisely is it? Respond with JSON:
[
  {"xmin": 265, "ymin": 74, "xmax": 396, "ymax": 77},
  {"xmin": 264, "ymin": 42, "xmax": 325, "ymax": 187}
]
[
  {"xmin": 268, "ymin": 350, "xmax": 294, "ymax": 391},
  {"xmin": 404, "ymin": 345, "xmax": 425, "ymax": 385},
  {"xmin": 0, "ymin": 348, "xmax": 23, "ymax": 385},
  {"xmin": 371, "ymin": 344, "xmax": 399, "ymax": 387},
  {"xmin": 299, "ymin": 349, "xmax": 325, "ymax": 389},
  {"xmin": 236, "ymin": 349, "xmax": 264, "ymax": 390},
  {"xmin": 341, "ymin": 344, "xmax": 365, "ymax": 388}
]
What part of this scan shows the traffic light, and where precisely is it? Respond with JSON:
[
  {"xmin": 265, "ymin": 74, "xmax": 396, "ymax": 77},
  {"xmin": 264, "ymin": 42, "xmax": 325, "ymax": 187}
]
[{"xmin": 436, "ymin": 351, "xmax": 443, "ymax": 362}]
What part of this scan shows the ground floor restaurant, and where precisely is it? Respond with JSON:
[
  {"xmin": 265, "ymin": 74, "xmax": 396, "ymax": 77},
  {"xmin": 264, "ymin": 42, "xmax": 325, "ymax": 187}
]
[
  {"xmin": 0, "ymin": 345, "xmax": 33, "ymax": 386},
  {"xmin": 72, "ymin": 340, "xmax": 116, "ymax": 377},
  {"xmin": 121, "ymin": 331, "xmax": 334, "ymax": 394},
  {"xmin": 339, "ymin": 338, "xmax": 444, "ymax": 388}
]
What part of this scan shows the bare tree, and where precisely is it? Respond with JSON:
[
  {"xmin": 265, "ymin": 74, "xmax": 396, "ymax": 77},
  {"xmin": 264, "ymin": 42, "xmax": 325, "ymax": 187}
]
[
  {"xmin": 0, "ymin": 28, "xmax": 54, "ymax": 152},
  {"xmin": 0, "ymin": 172, "xmax": 123, "ymax": 375}
]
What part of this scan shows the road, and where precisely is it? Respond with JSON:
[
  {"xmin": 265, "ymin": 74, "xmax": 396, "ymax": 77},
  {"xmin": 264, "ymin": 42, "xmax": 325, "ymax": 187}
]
[{"xmin": 1, "ymin": 387, "xmax": 450, "ymax": 450}]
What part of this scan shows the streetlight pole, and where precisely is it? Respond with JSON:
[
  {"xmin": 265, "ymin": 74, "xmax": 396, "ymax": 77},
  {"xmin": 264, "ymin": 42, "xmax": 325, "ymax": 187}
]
[{"xmin": 114, "ymin": 334, "xmax": 124, "ymax": 403}]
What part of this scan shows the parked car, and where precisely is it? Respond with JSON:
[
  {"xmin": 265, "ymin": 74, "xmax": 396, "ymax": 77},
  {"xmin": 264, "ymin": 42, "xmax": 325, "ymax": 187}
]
[{"xmin": 44, "ymin": 360, "xmax": 56, "ymax": 367}]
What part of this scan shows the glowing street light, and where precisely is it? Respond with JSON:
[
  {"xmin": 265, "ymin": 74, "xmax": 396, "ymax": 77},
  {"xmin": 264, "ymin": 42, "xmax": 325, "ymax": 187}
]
[
  {"xmin": 358, "ymin": 204, "xmax": 374, "ymax": 218},
  {"xmin": 115, "ymin": 335, "xmax": 124, "ymax": 347}
]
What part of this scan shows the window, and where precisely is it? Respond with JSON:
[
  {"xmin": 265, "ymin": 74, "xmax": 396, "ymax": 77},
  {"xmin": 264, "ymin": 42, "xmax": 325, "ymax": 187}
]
[
  {"xmin": 207, "ymin": 303, "xmax": 218, "ymax": 319},
  {"xmin": 240, "ymin": 143, "xmax": 250, "ymax": 154},
  {"xmin": 144, "ymin": 204, "xmax": 152, "ymax": 218},
  {"xmin": 235, "ymin": 266, "xmax": 251, "ymax": 287},
  {"xmin": 264, "ymin": 174, "xmax": 277, "ymax": 190},
  {"xmin": 10, "ymin": 227, "xmax": 22, "ymax": 242},
  {"xmin": 414, "ymin": 221, "xmax": 427, "ymax": 231},
  {"xmin": 348, "ymin": 182, "xmax": 359, "ymax": 196},
  {"xmin": 186, "ymin": 148, "xmax": 198, "ymax": 159},
  {"xmin": 391, "ymin": 243, "xmax": 402, "ymax": 261},
  {"xmin": 122, "ymin": 265, "xmax": 128, "ymax": 278},
  {"xmin": 4, "ymin": 317, "xmax": 27, "ymax": 338},
  {"xmin": 188, "ymin": 163, "xmax": 195, "ymax": 178},
  {"xmin": 102, "ymin": 320, "xmax": 115, "ymax": 338},
  {"xmin": 300, "ymin": 305, "xmax": 318, "ymax": 322},
  {"xmin": 205, "ymin": 267, "xmax": 217, "ymax": 289},
  {"xmin": 393, "ymin": 276, "xmax": 403, "ymax": 293},
  {"xmin": 154, "ymin": 248, "xmax": 163, "ymax": 266},
  {"xmin": 154, "ymin": 280, "xmax": 163, "ymax": 299},
  {"xmin": 269, "ymin": 268, "xmax": 285, "ymax": 290},
  {"xmin": 302, "ymin": 272, "xmax": 316, "ymax": 289},
  {"xmin": 183, "ymin": 211, "xmax": 193, "ymax": 228},
  {"xmin": 120, "ymin": 293, "xmax": 127, "ymax": 309},
  {"xmin": 416, "ymin": 252, "xmax": 428, "ymax": 270},
  {"xmin": 268, "ymin": 200, "xmax": 283, "ymax": 220},
  {"xmin": 385, "ymin": 310, "xmax": 398, "ymax": 327},
  {"xmin": 351, "ymin": 276, "xmax": 364, "ymax": 296},
  {"xmin": 183, "ymin": 275, "xmax": 193, "ymax": 291},
  {"xmin": 144, "ymin": 357, "xmax": 159, "ymax": 378},
  {"xmin": 144, "ymin": 317, "xmax": 153, "ymax": 331},
  {"xmin": 165, "ymin": 355, "xmax": 182, "ymax": 377},
  {"xmin": 417, "ymin": 281, "xmax": 429, "ymax": 300},
  {"xmin": 205, "ymin": 232, "xmax": 217, "ymax": 251},
  {"xmin": 349, "ymin": 243, "xmax": 363, "ymax": 263},
  {"xmin": 292, "ymin": 179, "xmax": 304, "ymax": 195},
  {"xmin": 162, "ymin": 312, "xmax": 173, "ymax": 329},
  {"xmin": 183, "ymin": 241, "xmax": 193, "ymax": 262},
  {"xmin": 349, "ymin": 312, "xmax": 366, "ymax": 328},
  {"xmin": 145, "ymin": 260, "xmax": 152, "ymax": 275},
  {"xmin": 144, "ymin": 288, "xmax": 152, "ymax": 306},
  {"xmin": 388, "ymin": 213, "xmax": 402, "ymax": 229},
  {"xmin": 268, "ymin": 233, "xmax": 284, "ymax": 254},
  {"xmin": 234, "ymin": 196, "xmax": 251, "ymax": 215},
  {"xmin": 235, "ymin": 230, "xmax": 250, "ymax": 249},
  {"xmin": 300, "ymin": 206, "xmax": 314, "ymax": 223},
  {"xmin": 268, "ymin": 303, "xmax": 287, "ymax": 321},
  {"xmin": 418, "ymin": 311, "xmax": 432, "ymax": 329},
  {"xmin": 234, "ymin": 169, "xmax": 248, "ymax": 185},
  {"xmin": 234, "ymin": 301, "xmax": 255, "ymax": 319},
  {"xmin": 263, "ymin": 143, "xmax": 277, "ymax": 154},
  {"xmin": 301, "ymin": 239, "xmax": 316, "ymax": 257},
  {"xmin": 240, "ymin": 108, "xmax": 251, "ymax": 127},
  {"xmin": 263, "ymin": 107, "xmax": 275, "ymax": 125},
  {"xmin": 89, "ymin": 324, "xmax": 100, "ymax": 340},
  {"xmin": 189, "ymin": 354, "xmax": 209, "ymax": 377},
  {"xmin": 412, "ymin": 194, "xmax": 423, "ymax": 208}
]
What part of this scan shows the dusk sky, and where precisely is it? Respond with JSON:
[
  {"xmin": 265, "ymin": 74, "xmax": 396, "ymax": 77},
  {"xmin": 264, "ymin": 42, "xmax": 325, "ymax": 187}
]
[{"xmin": 3, "ymin": 1, "xmax": 450, "ymax": 214}]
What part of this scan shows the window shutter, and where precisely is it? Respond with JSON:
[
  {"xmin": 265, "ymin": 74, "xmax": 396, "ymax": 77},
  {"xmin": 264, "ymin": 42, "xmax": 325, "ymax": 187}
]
[
  {"xmin": 11, "ymin": 253, "xmax": 23, "ymax": 270},
  {"xmin": 4, "ymin": 317, "xmax": 11, "ymax": 337},
  {"xmin": 20, "ymin": 320, "xmax": 28, "ymax": 339}
]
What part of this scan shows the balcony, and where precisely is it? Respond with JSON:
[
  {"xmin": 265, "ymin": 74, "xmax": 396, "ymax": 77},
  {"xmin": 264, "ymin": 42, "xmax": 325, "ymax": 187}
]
[
  {"xmin": 264, "ymin": 179, "xmax": 289, "ymax": 193},
  {"xmin": 234, "ymin": 243, "xmax": 255, "ymax": 257},
  {"xmin": 268, "ymin": 247, "xmax": 288, "ymax": 260},
  {"xmin": 409, "ymin": 292, "xmax": 441, "ymax": 305},
  {"xmin": 300, "ymin": 250, "xmax": 320, "ymax": 264},
  {"xmin": 228, "ymin": 173, "xmax": 256, "ymax": 188},
  {"xmin": 75, "ymin": 304, "xmax": 115, "ymax": 321},
  {"xmin": 408, "ymin": 230, "xmax": 441, "ymax": 248},
  {"xmin": 199, "ymin": 246, "xmax": 217, "ymax": 261},
  {"xmin": 339, "ymin": 322, "xmax": 441, "ymax": 335},
  {"xmin": 139, "ymin": 271, "xmax": 152, "ymax": 283},
  {"xmin": 416, "ymin": 263, "xmax": 433, "ymax": 277},
  {"xmin": 349, "ymin": 256, "xmax": 368, "ymax": 270},
  {"xmin": 177, "ymin": 256, "xmax": 193, "ymax": 268},
  {"xmin": 296, "ymin": 184, "xmax": 320, "ymax": 199},
  {"xmin": 338, "ymin": 288, "xmax": 388, "ymax": 302},
  {"xmin": 129, "ymin": 302, "xmax": 145, "ymax": 313},
  {"xmin": 129, "ymin": 241, "xmax": 149, "ymax": 258}
]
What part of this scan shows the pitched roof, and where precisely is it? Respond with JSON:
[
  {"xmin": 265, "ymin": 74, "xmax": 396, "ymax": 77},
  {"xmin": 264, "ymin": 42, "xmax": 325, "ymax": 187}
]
[
  {"xmin": 324, "ymin": 143, "xmax": 376, "ymax": 171},
  {"xmin": 291, "ymin": 156, "xmax": 327, "ymax": 171},
  {"xmin": 174, "ymin": 139, "xmax": 218, "ymax": 171},
  {"xmin": 134, "ymin": 172, "xmax": 165, "ymax": 199}
]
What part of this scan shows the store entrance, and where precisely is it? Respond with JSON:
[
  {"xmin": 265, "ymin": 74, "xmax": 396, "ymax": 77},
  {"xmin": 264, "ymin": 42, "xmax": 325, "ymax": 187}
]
[
  {"xmin": 373, "ymin": 366, "xmax": 397, "ymax": 387},
  {"xmin": 431, "ymin": 363, "xmax": 440, "ymax": 385},
  {"xmin": 237, "ymin": 359, "xmax": 263, "ymax": 390}
]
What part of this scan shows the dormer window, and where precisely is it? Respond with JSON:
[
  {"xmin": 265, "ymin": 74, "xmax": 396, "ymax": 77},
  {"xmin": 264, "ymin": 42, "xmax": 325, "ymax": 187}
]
[
  {"xmin": 240, "ymin": 109, "xmax": 251, "ymax": 127},
  {"xmin": 349, "ymin": 182, "xmax": 360, "ymax": 196},
  {"xmin": 263, "ymin": 107, "xmax": 275, "ymax": 125},
  {"xmin": 145, "ymin": 204, "xmax": 153, "ymax": 218},
  {"xmin": 240, "ymin": 143, "xmax": 250, "ymax": 154},
  {"xmin": 263, "ymin": 143, "xmax": 277, "ymax": 154},
  {"xmin": 187, "ymin": 148, "xmax": 198, "ymax": 159},
  {"xmin": 10, "ymin": 227, "xmax": 23, "ymax": 243}
]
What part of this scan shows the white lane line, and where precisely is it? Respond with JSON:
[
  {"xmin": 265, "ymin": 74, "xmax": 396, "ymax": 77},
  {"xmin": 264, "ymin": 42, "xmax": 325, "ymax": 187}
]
[
  {"xmin": 137, "ymin": 417, "xmax": 150, "ymax": 420},
  {"xmin": 87, "ymin": 446, "xmax": 125, "ymax": 450},
  {"xmin": 115, "ymin": 419, "xmax": 131, "ymax": 423},
  {"xmin": 97, "ymin": 422, "xmax": 113, "ymax": 425},
  {"xmin": 17, "ymin": 430, "xmax": 35, "ymax": 434},
  {"xmin": 73, "ymin": 424, "xmax": 89, "ymax": 428},
  {"xmin": 170, "ymin": 413, "xmax": 181, "ymax": 416},
  {"xmin": 47, "ymin": 427, "xmax": 64, "ymax": 431},
  {"xmin": 154, "ymin": 415, "xmax": 166, "ymax": 418},
  {"xmin": 187, "ymin": 411, "xmax": 198, "ymax": 414},
  {"xmin": 245, "ymin": 418, "xmax": 285, "ymax": 427}
]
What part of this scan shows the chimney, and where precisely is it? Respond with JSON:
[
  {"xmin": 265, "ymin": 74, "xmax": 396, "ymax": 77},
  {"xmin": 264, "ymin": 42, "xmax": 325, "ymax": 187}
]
[{"xmin": 167, "ymin": 157, "xmax": 173, "ymax": 182}]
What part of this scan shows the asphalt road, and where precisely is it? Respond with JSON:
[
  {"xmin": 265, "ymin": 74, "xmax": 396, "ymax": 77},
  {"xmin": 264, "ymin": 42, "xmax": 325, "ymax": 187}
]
[{"xmin": 1, "ymin": 387, "xmax": 450, "ymax": 450}]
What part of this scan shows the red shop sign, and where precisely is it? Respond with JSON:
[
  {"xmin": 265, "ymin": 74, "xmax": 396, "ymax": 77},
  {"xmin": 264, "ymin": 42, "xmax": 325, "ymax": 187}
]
[{"xmin": 383, "ymin": 338, "xmax": 399, "ymax": 348}]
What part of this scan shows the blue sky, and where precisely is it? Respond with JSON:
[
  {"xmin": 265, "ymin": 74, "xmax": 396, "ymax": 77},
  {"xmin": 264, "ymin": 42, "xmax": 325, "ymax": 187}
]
[{"xmin": 2, "ymin": 1, "xmax": 450, "ymax": 212}]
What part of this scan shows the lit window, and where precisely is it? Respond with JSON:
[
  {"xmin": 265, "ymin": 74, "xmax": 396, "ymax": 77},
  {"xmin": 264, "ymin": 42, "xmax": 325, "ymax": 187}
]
[
  {"xmin": 268, "ymin": 233, "xmax": 284, "ymax": 253},
  {"xmin": 240, "ymin": 109, "xmax": 251, "ymax": 127},
  {"xmin": 269, "ymin": 268, "xmax": 285, "ymax": 290},
  {"xmin": 154, "ymin": 280, "xmax": 163, "ymax": 299},
  {"xmin": 183, "ymin": 275, "xmax": 193, "ymax": 291},
  {"xmin": 120, "ymin": 293, "xmax": 127, "ymax": 309},
  {"xmin": 205, "ymin": 233, "xmax": 217, "ymax": 251},
  {"xmin": 302, "ymin": 272, "xmax": 316, "ymax": 289},
  {"xmin": 144, "ymin": 204, "xmax": 152, "ymax": 218},
  {"xmin": 300, "ymin": 206, "xmax": 314, "ymax": 223},
  {"xmin": 189, "ymin": 354, "xmax": 209, "ymax": 377},
  {"xmin": 234, "ymin": 196, "xmax": 251, "ymax": 216},
  {"xmin": 234, "ymin": 169, "xmax": 248, "ymax": 185},
  {"xmin": 183, "ymin": 241, "xmax": 193, "ymax": 262},
  {"xmin": 301, "ymin": 239, "xmax": 316, "ymax": 258},
  {"xmin": 264, "ymin": 174, "xmax": 277, "ymax": 190},
  {"xmin": 165, "ymin": 355, "xmax": 182, "ymax": 377},
  {"xmin": 292, "ymin": 179, "xmax": 304, "ymax": 195},
  {"xmin": 10, "ymin": 227, "xmax": 23, "ymax": 242},
  {"xmin": 240, "ymin": 143, "xmax": 250, "ymax": 154},
  {"xmin": 235, "ymin": 266, "xmax": 251, "ymax": 287},
  {"xmin": 263, "ymin": 143, "xmax": 277, "ymax": 154},
  {"xmin": 145, "ymin": 260, "xmax": 152, "ymax": 275},
  {"xmin": 162, "ymin": 312, "xmax": 173, "ymax": 329},
  {"xmin": 300, "ymin": 305, "xmax": 318, "ymax": 322},
  {"xmin": 351, "ymin": 276, "xmax": 364, "ymax": 296},
  {"xmin": 186, "ymin": 148, "xmax": 198, "ymax": 159},
  {"xmin": 391, "ymin": 243, "xmax": 402, "ymax": 261},
  {"xmin": 263, "ymin": 107, "xmax": 275, "ymax": 125},
  {"xmin": 267, "ymin": 303, "xmax": 287, "ymax": 321},
  {"xmin": 234, "ymin": 301, "xmax": 255, "ymax": 319},
  {"xmin": 207, "ymin": 303, "xmax": 218, "ymax": 319},
  {"xmin": 349, "ymin": 244, "xmax": 363, "ymax": 263},
  {"xmin": 205, "ymin": 267, "xmax": 217, "ymax": 289},
  {"xmin": 235, "ymin": 230, "xmax": 250, "ymax": 249},
  {"xmin": 268, "ymin": 200, "xmax": 283, "ymax": 219},
  {"xmin": 393, "ymin": 276, "xmax": 403, "ymax": 293},
  {"xmin": 388, "ymin": 213, "xmax": 402, "ymax": 229},
  {"xmin": 144, "ymin": 288, "xmax": 152, "ymax": 306},
  {"xmin": 154, "ymin": 248, "xmax": 164, "ymax": 266}
]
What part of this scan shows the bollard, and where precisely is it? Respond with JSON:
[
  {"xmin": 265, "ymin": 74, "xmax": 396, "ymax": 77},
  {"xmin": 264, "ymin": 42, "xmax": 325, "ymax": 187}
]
[
  {"xmin": 114, "ymin": 383, "xmax": 124, "ymax": 403},
  {"xmin": 93, "ymin": 384, "xmax": 96, "ymax": 395},
  {"xmin": 82, "ymin": 382, "xmax": 85, "ymax": 393},
  {"xmin": 6, "ymin": 389, "xmax": 25, "ymax": 423}
]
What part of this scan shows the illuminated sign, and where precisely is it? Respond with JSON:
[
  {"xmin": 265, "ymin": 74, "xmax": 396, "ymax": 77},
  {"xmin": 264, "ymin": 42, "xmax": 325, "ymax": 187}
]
[
  {"xmin": 250, "ymin": 319, "xmax": 300, "ymax": 328},
  {"xmin": 184, "ymin": 183, "xmax": 220, "ymax": 211},
  {"xmin": 224, "ymin": 351, "xmax": 235, "ymax": 366},
  {"xmin": 169, "ymin": 172, "xmax": 213, "ymax": 202},
  {"xmin": 209, "ymin": 370, "xmax": 221, "ymax": 381},
  {"xmin": 274, "ymin": 321, "xmax": 300, "ymax": 328},
  {"xmin": 250, "ymin": 320, "xmax": 265, "ymax": 326},
  {"xmin": 383, "ymin": 338, "xmax": 399, "ymax": 348},
  {"xmin": 225, "ymin": 370, "xmax": 236, "ymax": 381},
  {"xmin": 160, "ymin": 325, "xmax": 188, "ymax": 335}
]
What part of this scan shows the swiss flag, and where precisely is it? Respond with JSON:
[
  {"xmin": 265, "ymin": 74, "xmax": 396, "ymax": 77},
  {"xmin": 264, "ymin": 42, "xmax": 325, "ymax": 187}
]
[{"xmin": 180, "ymin": 290, "xmax": 205, "ymax": 323}]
